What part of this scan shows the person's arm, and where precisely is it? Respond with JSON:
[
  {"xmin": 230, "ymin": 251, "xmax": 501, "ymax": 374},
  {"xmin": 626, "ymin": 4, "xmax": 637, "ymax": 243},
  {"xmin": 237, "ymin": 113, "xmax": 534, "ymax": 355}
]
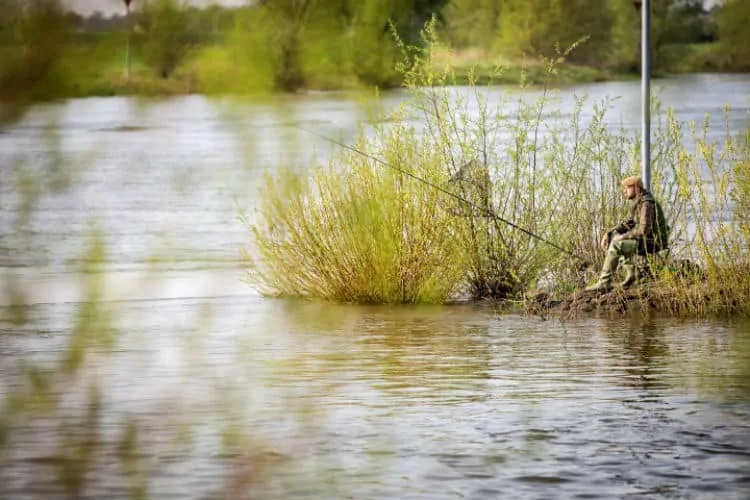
[
  {"xmin": 600, "ymin": 219, "xmax": 633, "ymax": 249},
  {"xmin": 611, "ymin": 220, "xmax": 635, "ymax": 235}
]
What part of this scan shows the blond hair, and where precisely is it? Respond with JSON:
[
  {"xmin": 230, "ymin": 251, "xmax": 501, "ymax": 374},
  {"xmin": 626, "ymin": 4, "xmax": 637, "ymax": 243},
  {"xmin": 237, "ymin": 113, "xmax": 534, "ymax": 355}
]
[{"xmin": 621, "ymin": 176, "xmax": 644, "ymax": 190}]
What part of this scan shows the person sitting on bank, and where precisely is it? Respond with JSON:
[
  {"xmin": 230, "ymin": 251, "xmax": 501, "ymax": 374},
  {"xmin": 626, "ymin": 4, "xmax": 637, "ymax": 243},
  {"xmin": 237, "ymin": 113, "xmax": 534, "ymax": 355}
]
[{"xmin": 585, "ymin": 175, "xmax": 669, "ymax": 292}]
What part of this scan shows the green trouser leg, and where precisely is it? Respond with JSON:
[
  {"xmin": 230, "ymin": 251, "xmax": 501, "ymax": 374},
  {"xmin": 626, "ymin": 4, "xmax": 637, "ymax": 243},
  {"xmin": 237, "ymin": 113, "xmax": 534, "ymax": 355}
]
[
  {"xmin": 585, "ymin": 239, "xmax": 638, "ymax": 292},
  {"xmin": 585, "ymin": 248, "xmax": 620, "ymax": 291},
  {"xmin": 614, "ymin": 239, "xmax": 639, "ymax": 288}
]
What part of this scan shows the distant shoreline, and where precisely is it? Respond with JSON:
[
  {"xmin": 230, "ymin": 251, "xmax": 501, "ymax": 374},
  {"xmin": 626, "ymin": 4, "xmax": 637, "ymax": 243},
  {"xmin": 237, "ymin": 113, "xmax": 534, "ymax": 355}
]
[
  {"xmin": 22, "ymin": 66, "xmax": 748, "ymax": 102},
  {"xmin": 4, "ymin": 42, "xmax": 748, "ymax": 103}
]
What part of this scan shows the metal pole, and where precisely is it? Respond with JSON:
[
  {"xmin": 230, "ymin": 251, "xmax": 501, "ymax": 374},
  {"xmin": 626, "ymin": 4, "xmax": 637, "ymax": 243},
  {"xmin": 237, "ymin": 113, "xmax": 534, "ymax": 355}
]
[
  {"xmin": 126, "ymin": 10, "xmax": 130, "ymax": 79},
  {"xmin": 641, "ymin": 0, "xmax": 651, "ymax": 191},
  {"xmin": 125, "ymin": 0, "xmax": 132, "ymax": 81}
]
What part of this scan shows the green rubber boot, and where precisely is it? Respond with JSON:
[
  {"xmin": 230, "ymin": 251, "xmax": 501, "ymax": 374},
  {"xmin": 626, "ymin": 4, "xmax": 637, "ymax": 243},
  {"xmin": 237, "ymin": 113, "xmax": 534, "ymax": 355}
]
[
  {"xmin": 585, "ymin": 248, "xmax": 620, "ymax": 292},
  {"xmin": 619, "ymin": 261, "xmax": 638, "ymax": 288}
]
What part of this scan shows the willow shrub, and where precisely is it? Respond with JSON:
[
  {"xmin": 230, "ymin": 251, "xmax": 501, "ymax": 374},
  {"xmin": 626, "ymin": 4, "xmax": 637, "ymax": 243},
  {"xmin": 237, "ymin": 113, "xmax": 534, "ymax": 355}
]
[
  {"xmin": 241, "ymin": 127, "xmax": 472, "ymax": 304},
  {"xmin": 651, "ymin": 120, "xmax": 750, "ymax": 317}
]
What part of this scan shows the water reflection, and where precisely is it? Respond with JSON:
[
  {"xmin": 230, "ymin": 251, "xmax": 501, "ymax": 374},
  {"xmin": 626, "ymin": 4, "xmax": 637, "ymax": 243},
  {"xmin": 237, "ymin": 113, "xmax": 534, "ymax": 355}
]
[
  {"xmin": 600, "ymin": 316, "xmax": 671, "ymax": 393},
  {"xmin": 274, "ymin": 300, "xmax": 493, "ymax": 404},
  {"xmin": 234, "ymin": 303, "xmax": 750, "ymax": 498}
]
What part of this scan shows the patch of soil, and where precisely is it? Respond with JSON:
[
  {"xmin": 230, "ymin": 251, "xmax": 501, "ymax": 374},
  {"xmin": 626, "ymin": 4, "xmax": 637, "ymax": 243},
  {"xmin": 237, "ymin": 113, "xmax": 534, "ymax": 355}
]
[
  {"xmin": 525, "ymin": 283, "xmax": 660, "ymax": 317},
  {"xmin": 524, "ymin": 260, "xmax": 710, "ymax": 318}
]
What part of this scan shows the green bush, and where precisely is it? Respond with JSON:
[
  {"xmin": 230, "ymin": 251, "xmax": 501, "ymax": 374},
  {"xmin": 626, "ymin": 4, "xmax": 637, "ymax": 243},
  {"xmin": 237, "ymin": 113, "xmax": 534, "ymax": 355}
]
[
  {"xmin": 139, "ymin": 0, "xmax": 196, "ymax": 79},
  {"xmin": 242, "ymin": 128, "xmax": 472, "ymax": 304},
  {"xmin": 0, "ymin": 0, "xmax": 69, "ymax": 100}
]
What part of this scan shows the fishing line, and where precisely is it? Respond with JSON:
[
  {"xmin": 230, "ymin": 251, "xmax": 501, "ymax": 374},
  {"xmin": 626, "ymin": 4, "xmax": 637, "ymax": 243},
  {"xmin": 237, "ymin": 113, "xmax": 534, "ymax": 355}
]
[{"xmin": 297, "ymin": 125, "xmax": 591, "ymax": 266}]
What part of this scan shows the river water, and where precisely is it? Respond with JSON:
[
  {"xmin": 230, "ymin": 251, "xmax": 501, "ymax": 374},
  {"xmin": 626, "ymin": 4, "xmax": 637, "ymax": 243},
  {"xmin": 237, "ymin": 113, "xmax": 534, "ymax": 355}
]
[{"xmin": 1, "ymin": 75, "xmax": 749, "ymax": 498}]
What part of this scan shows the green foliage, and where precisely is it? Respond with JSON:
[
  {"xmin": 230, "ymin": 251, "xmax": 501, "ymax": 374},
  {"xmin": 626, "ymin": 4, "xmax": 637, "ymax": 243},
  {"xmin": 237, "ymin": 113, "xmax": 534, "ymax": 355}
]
[
  {"xmin": 464, "ymin": 0, "xmax": 730, "ymax": 73},
  {"xmin": 441, "ymin": 0, "xmax": 501, "ymax": 50},
  {"xmin": 717, "ymin": 0, "xmax": 750, "ymax": 70},
  {"xmin": 606, "ymin": 0, "xmax": 639, "ymax": 70},
  {"xmin": 191, "ymin": 7, "xmax": 277, "ymax": 94},
  {"xmin": 251, "ymin": 0, "xmax": 421, "ymax": 91},
  {"xmin": 349, "ymin": 0, "xmax": 747, "ymax": 78},
  {"xmin": 138, "ymin": 0, "xmax": 197, "ymax": 79},
  {"xmin": 494, "ymin": 0, "xmax": 614, "ymax": 67},
  {"xmin": 607, "ymin": 0, "xmax": 719, "ymax": 73},
  {"xmin": 197, "ymin": 0, "xmax": 399, "ymax": 93},
  {"xmin": 2, "ymin": 0, "xmax": 747, "ymax": 101},
  {"xmin": 242, "ymin": 127, "xmax": 472, "ymax": 304},
  {"xmin": 344, "ymin": 0, "xmax": 402, "ymax": 88},
  {"xmin": 258, "ymin": 0, "xmax": 317, "ymax": 91},
  {"xmin": 650, "ymin": 0, "xmax": 690, "ymax": 72},
  {"xmin": 0, "ymin": 0, "xmax": 69, "ymax": 100},
  {"xmin": 648, "ymin": 118, "xmax": 750, "ymax": 317},
  {"xmin": 494, "ymin": 0, "xmax": 553, "ymax": 59},
  {"xmin": 733, "ymin": 146, "xmax": 750, "ymax": 239},
  {"xmin": 555, "ymin": 0, "xmax": 615, "ymax": 67},
  {"xmin": 666, "ymin": 0, "xmax": 716, "ymax": 44},
  {"xmin": 194, "ymin": 0, "xmax": 425, "ymax": 94},
  {"xmin": 292, "ymin": 1, "xmax": 355, "ymax": 89}
]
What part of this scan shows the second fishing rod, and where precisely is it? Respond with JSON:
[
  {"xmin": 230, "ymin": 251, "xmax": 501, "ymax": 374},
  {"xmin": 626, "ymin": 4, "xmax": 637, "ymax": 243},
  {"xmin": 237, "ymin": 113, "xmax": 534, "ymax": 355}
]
[{"xmin": 298, "ymin": 126, "xmax": 591, "ymax": 266}]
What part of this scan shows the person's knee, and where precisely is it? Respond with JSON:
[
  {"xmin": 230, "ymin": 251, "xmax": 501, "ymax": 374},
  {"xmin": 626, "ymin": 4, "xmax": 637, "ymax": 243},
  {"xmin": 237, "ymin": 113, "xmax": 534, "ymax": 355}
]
[
  {"xmin": 611, "ymin": 239, "xmax": 637, "ymax": 255},
  {"xmin": 620, "ymin": 240, "xmax": 638, "ymax": 257}
]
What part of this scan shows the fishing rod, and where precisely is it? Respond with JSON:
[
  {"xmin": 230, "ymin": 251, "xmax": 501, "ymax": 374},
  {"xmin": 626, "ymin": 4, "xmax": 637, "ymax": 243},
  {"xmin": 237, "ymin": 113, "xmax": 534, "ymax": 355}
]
[{"xmin": 298, "ymin": 126, "xmax": 591, "ymax": 266}]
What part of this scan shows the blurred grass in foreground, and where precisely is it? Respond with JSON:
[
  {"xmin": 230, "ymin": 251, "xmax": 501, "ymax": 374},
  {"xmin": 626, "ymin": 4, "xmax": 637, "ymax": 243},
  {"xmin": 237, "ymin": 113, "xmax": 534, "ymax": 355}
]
[{"xmin": 0, "ymin": 142, "xmax": 321, "ymax": 500}]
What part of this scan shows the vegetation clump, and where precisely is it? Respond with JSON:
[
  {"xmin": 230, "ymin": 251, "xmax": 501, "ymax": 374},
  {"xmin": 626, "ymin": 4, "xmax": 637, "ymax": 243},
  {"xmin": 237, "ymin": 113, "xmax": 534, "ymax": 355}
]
[
  {"xmin": 241, "ymin": 129, "xmax": 472, "ymax": 304},
  {"xmin": 243, "ymin": 25, "xmax": 750, "ymax": 317}
]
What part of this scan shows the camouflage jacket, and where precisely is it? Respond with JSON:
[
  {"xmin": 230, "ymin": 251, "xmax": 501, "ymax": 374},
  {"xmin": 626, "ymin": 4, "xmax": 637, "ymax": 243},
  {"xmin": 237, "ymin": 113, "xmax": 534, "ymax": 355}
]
[{"xmin": 612, "ymin": 190, "xmax": 669, "ymax": 251}]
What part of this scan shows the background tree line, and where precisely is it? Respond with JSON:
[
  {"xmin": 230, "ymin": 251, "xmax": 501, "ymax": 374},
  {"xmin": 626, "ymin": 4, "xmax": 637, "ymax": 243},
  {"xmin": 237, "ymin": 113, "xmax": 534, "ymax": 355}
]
[
  {"xmin": 1, "ymin": 0, "xmax": 749, "ymax": 99},
  {"xmin": 443, "ymin": 0, "xmax": 747, "ymax": 72}
]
